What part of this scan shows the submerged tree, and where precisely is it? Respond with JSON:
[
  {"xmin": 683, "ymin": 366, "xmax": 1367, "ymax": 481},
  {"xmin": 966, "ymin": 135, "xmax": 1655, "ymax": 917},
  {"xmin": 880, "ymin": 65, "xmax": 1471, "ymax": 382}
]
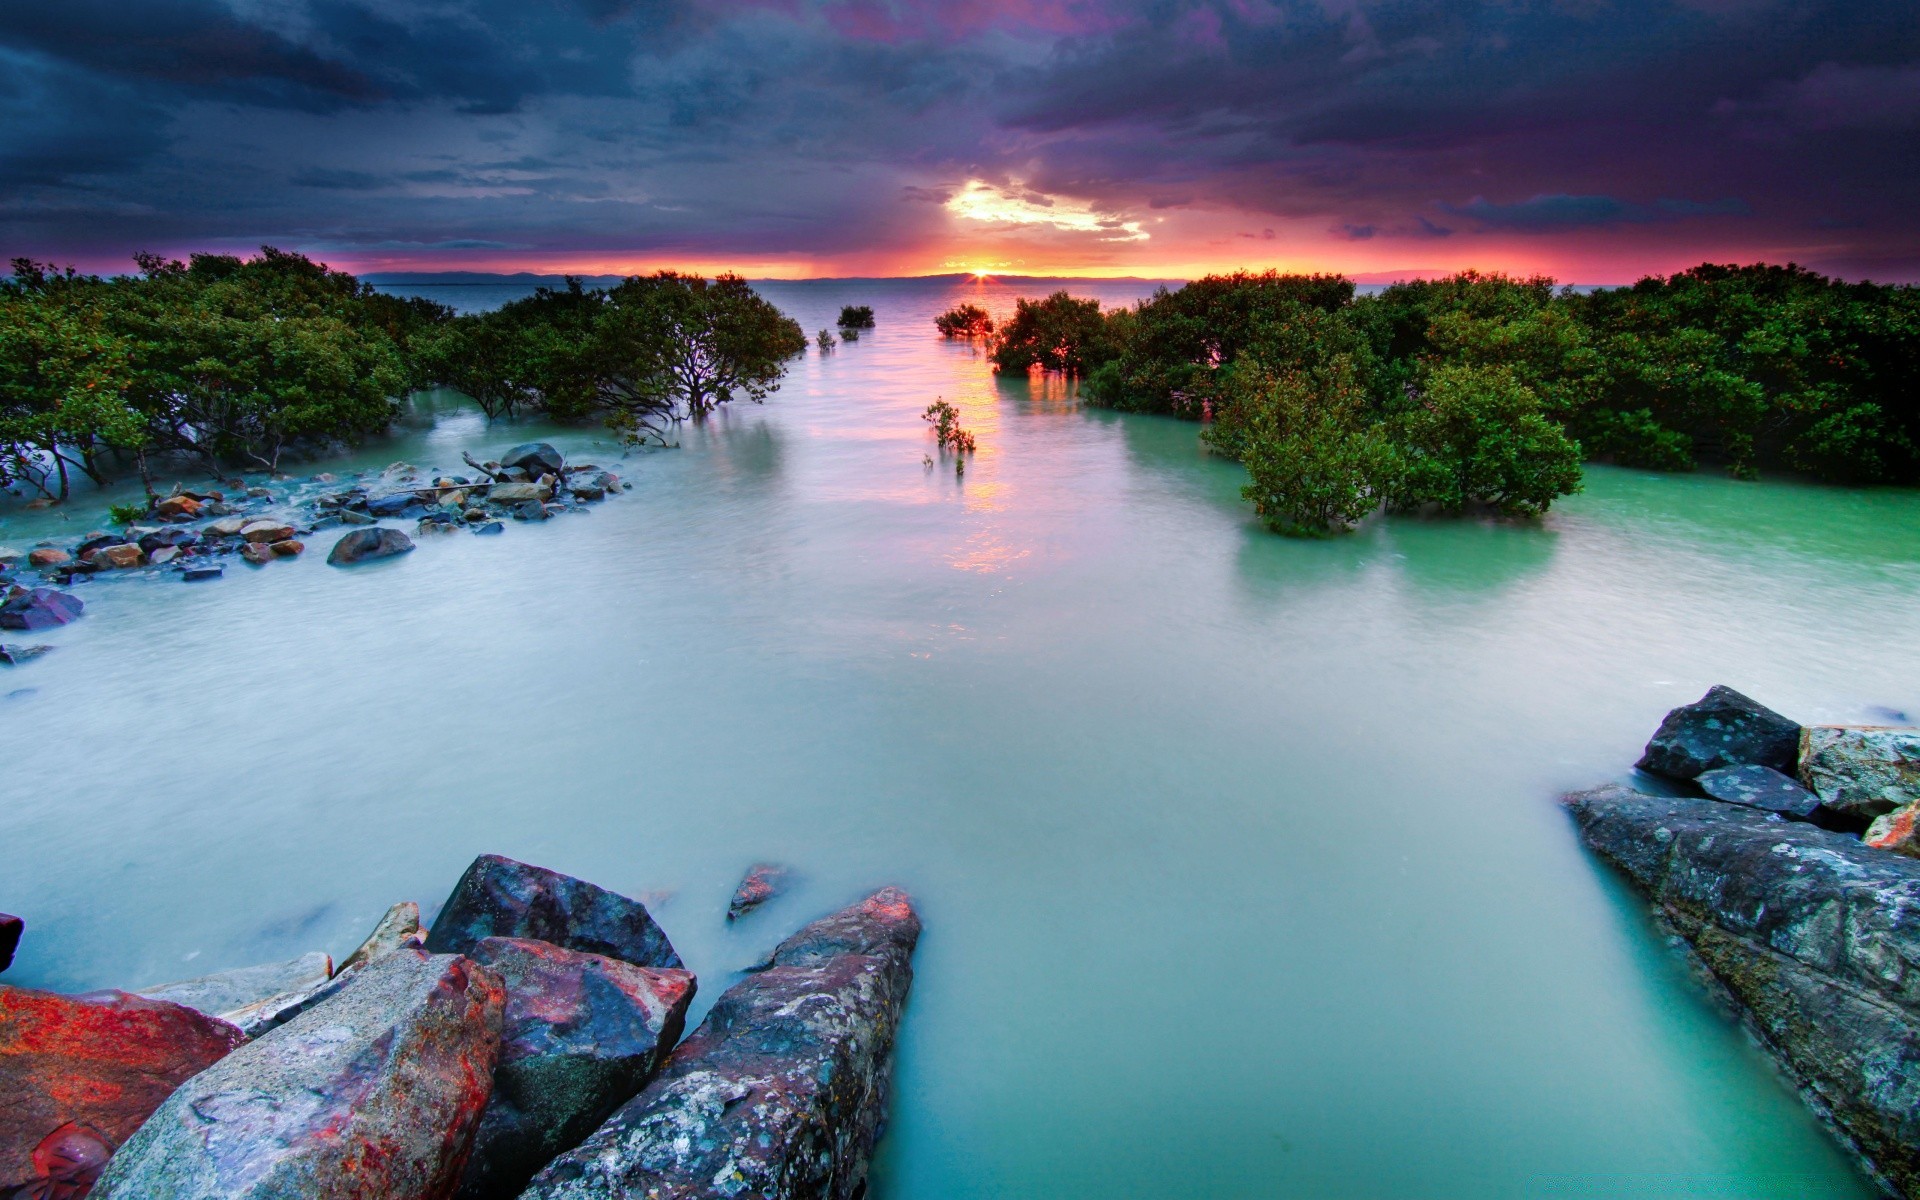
[
  {"xmin": 989, "ymin": 292, "xmax": 1110, "ymax": 376},
  {"xmin": 1386, "ymin": 363, "xmax": 1584, "ymax": 517},
  {"xmin": 934, "ymin": 303, "xmax": 993, "ymax": 338},
  {"xmin": 838, "ymin": 304, "xmax": 876, "ymax": 329}
]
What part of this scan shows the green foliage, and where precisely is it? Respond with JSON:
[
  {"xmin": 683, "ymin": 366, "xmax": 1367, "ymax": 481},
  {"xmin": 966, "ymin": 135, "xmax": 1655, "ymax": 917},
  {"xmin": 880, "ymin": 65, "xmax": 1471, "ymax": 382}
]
[
  {"xmin": 838, "ymin": 305, "xmax": 875, "ymax": 329},
  {"xmin": 108, "ymin": 501, "xmax": 148, "ymax": 525},
  {"xmin": 935, "ymin": 303, "xmax": 994, "ymax": 338},
  {"xmin": 1386, "ymin": 363, "xmax": 1584, "ymax": 517},
  {"xmin": 817, "ymin": 328, "xmax": 836, "ymax": 352},
  {"xmin": 988, "ymin": 292, "xmax": 1110, "ymax": 377}
]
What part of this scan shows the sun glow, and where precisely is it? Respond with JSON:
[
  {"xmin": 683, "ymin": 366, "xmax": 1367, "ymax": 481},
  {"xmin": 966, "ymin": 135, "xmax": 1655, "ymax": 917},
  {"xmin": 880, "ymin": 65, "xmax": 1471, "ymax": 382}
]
[{"xmin": 945, "ymin": 180, "xmax": 1149, "ymax": 242}]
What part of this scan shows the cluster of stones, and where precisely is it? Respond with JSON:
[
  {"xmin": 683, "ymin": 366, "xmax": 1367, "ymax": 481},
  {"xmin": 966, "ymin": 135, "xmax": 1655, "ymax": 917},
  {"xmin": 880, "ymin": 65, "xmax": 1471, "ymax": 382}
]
[
  {"xmin": 1564, "ymin": 685, "xmax": 1920, "ymax": 1197},
  {"xmin": 0, "ymin": 854, "xmax": 914, "ymax": 1200},
  {"xmin": 0, "ymin": 442, "xmax": 627, "ymax": 669}
]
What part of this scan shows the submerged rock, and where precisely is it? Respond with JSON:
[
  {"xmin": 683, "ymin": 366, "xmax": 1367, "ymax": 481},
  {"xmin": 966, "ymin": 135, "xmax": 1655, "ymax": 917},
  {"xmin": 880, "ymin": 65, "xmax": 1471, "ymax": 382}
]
[
  {"xmin": 1800, "ymin": 725, "xmax": 1920, "ymax": 824},
  {"xmin": 1564, "ymin": 784, "xmax": 1920, "ymax": 1196},
  {"xmin": 424, "ymin": 854, "xmax": 681, "ymax": 970},
  {"xmin": 472, "ymin": 521, "xmax": 504, "ymax": 536},
  {"xmin": 0, "ymin": 587, "xmax": 83, "ymax": 631},
  {"xmin": 455, "ymin": 938, "xmax": 695, "ymax": 1200},
  {"xmin": 1635, "ymin": 685, "xmax": 1800, "ymax": 780},
  {"xmin": 367, "ymin": 492, "xmax": 422, "ymax": 518},
  {"xmin": 522, "ymin": 888, "xmax": 921, "ymax": 1200},
  {"xmin": 500, "ymin": 443, "xmax": 564, "ymax": 479},
  {"xmin": 25, "ymin": 548, "xmax": 69, "ymax": 568},
  {"xmin": 1, "ymin": 986, "xmax": 246, "ymax": 1197},
  {"xmin": 137, "ymin": 951, "xmax": 332, "ymax": 1023},
  {"xmin": 0, "ymin": 913, "xmax": 18, "ymax": 972},
  {"xmin": 1694, "ymin": 764, "xmax": 1821, "ymax": 819},
  {"xmin": 327, "ymin": 526, "xmax": 415, "ymax": 566},
  {"xmin": 0, "ymin": 644, "xmax": 53, "ymax": 667},
  {"xmin": 727, "ymin": 862, "xmax": 791, "ymax": 921},
  {"xmin": 92, "ymin": 949, "xmax": 505, "ymax": 1200},
  {"xmin": 182, "ymin": 565, "xmax": 223, "ymax": 582}
]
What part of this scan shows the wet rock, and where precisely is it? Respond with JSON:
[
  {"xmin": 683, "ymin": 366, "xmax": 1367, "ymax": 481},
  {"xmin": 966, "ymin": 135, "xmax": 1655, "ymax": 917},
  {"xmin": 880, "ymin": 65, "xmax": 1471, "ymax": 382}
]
[
  {"xmin": 0, "ymin": 914, "xmax": 18, "ymax": 972},
  {"xmin": 91, "ymin": 949, "xmax": 505, "ymax": 1200},
  {"xmin": 203, "ymin": 516, "xmax": 249, "ymax": 538},
  {"xmin": 137, "ymin": 528, "xmax": 196, "ymax": 555},
  {"xmin": 1, "ymin": 587, "xmax": 84, "ymax": 631},
  {"xmin": 417, "ymin": 517, "xmax": 461, "ymax": 536},
  {"xmin": 239, "ymin": 542, "xmax": 275, "ymax": 566},
  {"xmin": 269, "ymin": 539, "xmax": 304, "ymax": 557},
  {"xmin": 73, "ymin": 534, "xmax": 120, "ymax": 560},
  {"xmin": 154, "ymin": 495, "xmax": 201, "ymax": 521},
  {"xmin": 0, "ymin": 644, "xmax": 53, "ymax": 667},
  {"xmin": 368, "ymin": 492, "xmax": 423, "ymax": 518},
  {"xmin": 1800, "ymin": 725, "xmax": 1920, "ymax": 824},
  {"xmin": 312, "ymin": 472, "xmax": 337, "ymax": 483},
  {"xmin": 327, "ymin": 526, "xmax": 415, "ymax": 566},
  {"xmin": 424, "ymin": 854, "xmax": 682, "ymax": 969},
  {"xmin": 89, "ymin": 544, "xmax": 145, "ymax": 570},
  {"xmin": 0, "ymin": 986, "xmax": 246, "ymax": 1196},
  {"xmin": 487, "ymin": 481, "xmax": 552, "ymax": 506},
  {"xmin": 338, "ymin": 901, "xmax": 426, "ymax": 975},
  {"xmin": 240, "ymin": 520, "xmax": 295, "ymax": 543},
  {"xmin": 245, "ymin": 486, "xmax": 273, "ymax": 499},
  {"xmin": 727, "ymin": 863, "xmax": 791, "ymax": 921},
  {"xmin": 1636, "ymin": 685, "xmax": 1801, "ymax": 780},
  {"xmin": 522, "ymin": 888, "xmax": 920, "ymax": 1200},
  {"xmin": 182, "ymin": 566, "xmax": 223, "ymax": 582},
  {"xmin": 1695, "ymin": 764, "xmax": 1821, "ymax": 818},
  {"xmin": 512, "ymin": 500, "xmax": 548, "ymax": 521},
  {"xmin": 472, "ymin": 521, "xmax": 504, "ymax": 536},
  {"xmin": 145, "ymin": 545, "xmax": 178, "ymax": 564},
  {"xmin": 1867, "ymin": 804, "xmax": 1920, "ymax": 859},
  {"xmin": 137, "ymin": 951, "xmax": 333, "ymax": 1022},
  {"xmin": 455, "ymin": 939, "xmax": 695, "ymax": 1200},
  {"xmin": 1564, "ymin": 784, "xmax": 1920, "ymax": 1196},
  {"xmin": 501, "ymin": 443, "xmax": 565, "ymax": 478},
  {"xmin": 26, "ymin": 548, "xmax": 69, "ymax": 568},
  {"xmin": 339, "ymin": 508, "xmax": 376, "ymax": 525}
]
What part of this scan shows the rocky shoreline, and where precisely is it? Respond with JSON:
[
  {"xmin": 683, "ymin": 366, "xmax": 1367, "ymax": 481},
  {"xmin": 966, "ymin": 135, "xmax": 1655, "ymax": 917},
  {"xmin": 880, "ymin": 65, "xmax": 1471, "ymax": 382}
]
[
  {"xmin": 1566, "ymin": 686, "xmax": 1920, "ymax": 1197},
  {"xmin": 0, "ymin": 441, "xmax": 627, "ymax": 673},
  {"xmin": 0, "ymin": 855, "xmax": 916, "ymax": 1200}
]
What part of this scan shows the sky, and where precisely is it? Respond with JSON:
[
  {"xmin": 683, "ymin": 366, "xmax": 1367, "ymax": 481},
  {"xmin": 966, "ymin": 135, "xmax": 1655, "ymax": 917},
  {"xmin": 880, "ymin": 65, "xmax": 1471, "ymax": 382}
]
[{"xmin": 2, "ymin": 0, "xmax": 1917, "ymax": 283}]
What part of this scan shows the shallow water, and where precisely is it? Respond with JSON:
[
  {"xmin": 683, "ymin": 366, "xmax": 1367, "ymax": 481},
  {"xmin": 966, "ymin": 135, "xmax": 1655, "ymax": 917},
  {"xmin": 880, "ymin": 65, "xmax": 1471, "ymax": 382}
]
[{"xmin": 5, "ymin": 277, "xmax": 1919, "ymax": 1198}]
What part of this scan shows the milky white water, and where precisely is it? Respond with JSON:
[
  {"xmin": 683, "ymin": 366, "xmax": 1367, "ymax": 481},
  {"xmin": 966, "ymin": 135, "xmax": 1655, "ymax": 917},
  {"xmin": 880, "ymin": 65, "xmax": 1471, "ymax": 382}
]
[{"xmin": 5, "ymin": 276, "xmax": 1919, "ymax": 1198}]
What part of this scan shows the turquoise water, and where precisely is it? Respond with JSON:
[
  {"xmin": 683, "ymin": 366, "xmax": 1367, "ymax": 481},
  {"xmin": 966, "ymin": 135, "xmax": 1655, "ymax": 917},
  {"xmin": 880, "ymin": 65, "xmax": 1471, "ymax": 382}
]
[{"xmin": 5, "ymin": 277, "xmax": 1920, "ymax": 1198}]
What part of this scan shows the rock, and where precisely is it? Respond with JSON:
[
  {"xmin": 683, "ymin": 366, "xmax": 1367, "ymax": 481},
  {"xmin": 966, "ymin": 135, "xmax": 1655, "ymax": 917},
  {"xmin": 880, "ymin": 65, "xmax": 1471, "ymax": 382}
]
[
  {"xmin": 0, "ymin": 588, "xmax": 84, "ymax": 631},
  {"xmin": 0, "ymin": 986, "xmax": 246, "ymax": 1196},
  {"xmin": 182, "ymin": 566, "xmax": 223, "ymax": 582},
  {"xmin": 1867, "ymin": 804, "xmax": 1920, "ymax": 859},
  {"xmin": 472, "ymin": 522, "xmax": 504, "ymax": 536},
  {"xmin": 239, "ymin": 542, "xmax": 274, "ymax": 566},
  {"xmin": 327, "ymin": 527, "xmax": 415, "ymax": 566},
  {"xmin": 417, "ymin": 518, "xmax": 460, "ymax": 536},
  {"xmin": 487, "ymin": 481, "xmax": 552, "ymax": 505},
  {"xmin": 154, "ymin": 495, "xmax": 200, "ymax": 521},
  {"xmin": 1695, "ymin": 764, "xmax": 1821, "ymax": 818},
  {"xmin": 269, "ymin": 539, "xmax": 304, "ymax": 557},
  {"xmin": 25, "ymin": 548, "xmax": 69, "ymax": 568},
  {"xmin": 512, "ymin": 500, "xmax": 548, "ymax": 521},
  {"xmin": 1800, "ymin": 725, "xmax": 1920, "ymax": 823},
  {"xmin": 91, "ymin": 950, "xmax": 505, "ymax": 1200},
  {"xmin": 137, "ymin": 528, "xmax": 196, "ymax": 555},
  {"xmin": 338, "ymin": 902, "xmax": 426, "ymax": 975},
  {"xmin": 367, "ymin": 492, "xmax": 422, "ymax": 518},
  {"xmin": 203, "ymin": 516, "xmax": 249, "ymax": 537},
  {"xmin": 424, "ymin": 854, "xmax": 682, "ymax": 969},
  {"xmin": 441, "ymin": 489, "xmax": 468, "ymax": 509},
  {"xmin": 245, "ymin": 486, "xmax": 272, "ymax": 499},
  {"xmin": 74, "ymin": 534, "xmax": 120, "ymax": 560},
  {"xmin": 1635, "ymin": 685, "xmax": 1801, "ymax": 780},
  {"xmin": 89, "ymin": 544, "xmax": 145, "ymax": 570},
  {"xmin": 138, "ymin": 952, "xmax": 333, "ymax": 1022},
  {"xmin": 312, "ymin": 472, "xmax": 337, "ymax": 483},
  {"xmin": 240, "ymin": 520, "xmax": 295, "ymax": 543},
  {"xmin": 522, "ymin": 889, "xmax": 920, "ymax": 1200},
  {"xmin": 1564, "ymin": 784, "xmax": 1920, "ymax": 1196},
  {"xmin": 500, "ymin": 443, "xmax": 564, "ymax": 478},
  {"xmin": 727, "ymin": 863, "xmax": 790, "ymax": 921},
  {"xmin": 0, "ymin": 644, "xmax": 53, "ymax": 667},
  {"xmin": 0, "ymin": 914, "xmax": 18, "ymax": 972},
  {"xmin": 455, "ymin": 939, "xmax": 695, "ymax": 1200}
]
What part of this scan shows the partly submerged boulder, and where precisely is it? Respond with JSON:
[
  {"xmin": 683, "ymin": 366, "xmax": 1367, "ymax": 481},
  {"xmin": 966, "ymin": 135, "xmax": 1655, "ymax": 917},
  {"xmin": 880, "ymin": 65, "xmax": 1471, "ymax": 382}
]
[
  {"xmin": 521, "ymin": 888, "xmax": 920, "ymax": 1200},
  {"xmin": 1, "ymin": 985, "xmax": 245, "ymax": 1197},
  {"xmin": 423, "ymin": 854, "xmax": 681, "ymax": 970},
  {"xmin": 1564, "ymin": 784, "xmax": 1920, "ymax": 1196},
  {"xmin": 327, "ymin": 526, "xmax": 415, "ymax": 566},
  {"xmin": 1635, "ymin": 684, "xmax": 1800, "ymax": 781},
  {"xmin": 454, "ymin": 938, "xmax": 695, "ymax": 1200},
  {"xmin": 1800, "ymin": 725, "xmax": 1920, "ymax": 824},
  {"xmin": 338, "ymin": 901, "xmax": 426, "ymax": 975},
  {"xmin": 137, "ymin": 951, "xmax": 332, "ymax": 1021},
  {"xmin": 1694, "ymin": 763, "xmax": 1821, "ymax": 819},
  {"xmin": 0, "ymin": 587, "xmax": 84, "ymax": 631},
  {"xmin": 92, "ymin": 949, "xmax": 504, "ymax": 1200},
  {"xmin": 500, "ymin": 443, "xmax": 564, "ymax": 479},
  {"xmin": 727, "ymin": 862, "xmax": 790, "ymax": 922}
]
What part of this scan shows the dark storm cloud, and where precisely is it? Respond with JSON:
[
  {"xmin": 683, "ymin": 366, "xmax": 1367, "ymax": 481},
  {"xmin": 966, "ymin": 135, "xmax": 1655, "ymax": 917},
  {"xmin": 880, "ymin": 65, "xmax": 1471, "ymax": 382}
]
[{"xmin": 2, "ymin": 0, "xmax": 1917, "ymax": 277}]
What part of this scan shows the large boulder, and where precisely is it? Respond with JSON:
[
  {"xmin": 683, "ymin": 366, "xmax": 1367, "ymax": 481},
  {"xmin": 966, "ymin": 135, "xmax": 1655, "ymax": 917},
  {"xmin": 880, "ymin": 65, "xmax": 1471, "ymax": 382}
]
[
  {"xmin": 521, "ymin": 888, "xmax": 920, "ymax": 1200},
  {"xmin": 423, "ymin": 854, "xmax": 681, "ymax": 969},
  {"xmin": 1635, "ymin": 685, "xmax": 1800, "ymax": 780},
  {"xmin": 1800, "ymin": 725, "xmax": 1920, "ymax": 823},
  {"xmin": 1, "ymin": 986, "xmax": 246, "ymax": 1197},
  {"xmin": 454, "ymin": 938, "xmax": 695, "ymax": 1200},
  {"xmin": 137, "ymin": 951, "xmax": 333, "ymax": 1021},
  {"xmin": 1564, "ymin": 785, "xmax": 1920, "ymax": 1196},
  {"xmin": 327, "ymin": 527, "xmax": 416, "ymax": 566},
  {"xmin": 0, "ymin": 587, "xmax": 84, "ymax": 631},
  {"xmin": 91, "ymin": 949, "xmax": 504, "ymax": 1200},
  {"xmin": 500, "ymin": 443, "xmax": 564, "ymax": 479}
]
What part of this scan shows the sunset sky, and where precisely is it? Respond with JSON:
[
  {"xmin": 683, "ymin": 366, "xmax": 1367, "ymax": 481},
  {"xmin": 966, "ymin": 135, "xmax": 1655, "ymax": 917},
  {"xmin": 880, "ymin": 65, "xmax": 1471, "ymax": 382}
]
[{"xmin": 3, "ymin": 0, "xmax": 1916, "ymax": 283}]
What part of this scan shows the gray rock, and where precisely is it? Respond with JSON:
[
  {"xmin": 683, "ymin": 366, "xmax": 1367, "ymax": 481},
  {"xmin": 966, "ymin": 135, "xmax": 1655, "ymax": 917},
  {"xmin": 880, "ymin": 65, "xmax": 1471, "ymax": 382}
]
[
  {"xmin": 1636, "ymin": 684, "xmax": 1801, "ymax": 780},
  {"xmin": 512, "ymin": 501, "xmax": 548, "ymax": 521},
  {"xmin": 423, "ymin": 854, "xmax": 681, "ymax": 969},
  {"xmin": 182, "ymin": 566, "xmax": 224, "ymax": 582},
  {"xmin": 92, "ymin": 949, "xmax": 505, "ymax": 1200},
  {"xmin": 488, "ymin": 482, "xmax": 552, "ymax": 506},
  {"xmin": 472, "ymin": 522, "xmax": 504, "ymax": 536},
  {"xmin": 327, "ymin": 527, "xmax": 415, "ymax": 566},
  {"xmin": 521, "ymin": 888, "xmax": 920, "ymax": 1200},
  {"xmin": 1695, "ymin": 764, "xmax": 1821, "ymax": 819},
  {"xmin": 1800, "ymin": 725, "xmax": 1920, "ymax": 823},
  {"xmin": 338, "ymin": 901, "xmax": 425, "ymax": 975},
  {"xmin": 0, "ymin": 644, "xmax": 52, "ymax": 667},
  {"xmin": 500, "ymin": 443, "xmax": 565, "ymax": 478},
  {"xmin": 339, "ymin": 508, "xmax": 377, "ymax": 526},
  {"xmin": 1564, "ymin": 784, "xmax": 1920, "ymax": 1196},
  {"xmin": 138, "ymin": 951, "xmax": 333, "ymax": 1021},
  {"xmin": 454, "ymin": 939, "xmax": 695, "ymax": 1200}
]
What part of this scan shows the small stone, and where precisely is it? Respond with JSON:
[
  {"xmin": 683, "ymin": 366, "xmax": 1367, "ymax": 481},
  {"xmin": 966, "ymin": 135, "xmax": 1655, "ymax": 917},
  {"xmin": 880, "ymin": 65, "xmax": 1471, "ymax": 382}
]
[
  {"xmin": 182, "ymin": 566, "xmax": 223, "ymax": 582},
  {"xmin": 312, "ymin": 473, "xmax": 337, "ymax": 483},
  {"xmin": 338, "ymin": 509, "xmax": 376, "ymax": 526},
  {"xmin": 239, "ymin": 543, "xmax": 274, "ymax": 565},
  {"xmin": 327, "ymin": 527, "xmax": 415, "ymax": 566},
  {"xmin": 416, "ymin": 518, "xmax": 460, "ymax": 536},
  {"xmin": 240, "ymin": 520, "xmax": 295, "ymax": 543},
  {"xmin": 464, "ymin": 508, "xmax": 488, "ymax": 522},
  {"xmin": 1696, "ymin": 764, "xmax": 1821, "ymax": 818},
  {"xmin": 472, "ymin": 522, "xmax": 504, "ymax": 536},
  {"xmin": 0, "ymin": 914, "xmax": 19, "ymax": 972},
  {"xmin": 1800, "ymin": 726, "xmax": 1920, "ymax": 823},
  {"xmin": 269, "ymin": 539, "xmax": 304, "ymax": 557},
  {"xmin": 488, "ymin": 481, "xmax": 553, "ymax": 505},
  {"xmin": 149, "ymin": 546, "xmax": 179, "ymax": 565},
  {"xmin": 245, "ymin": 487, "xmax": 272, "ymax": 499},
  {"xmin": 25, "ymin": 549, "xmax": 69, "ymax": 568},
  {"xmin": 0, "ymin": 645, "xmax": 54, "ymax": 667},
  {"xmin": 137, "ymin": 528, "xmax": 196, "ymax": 555},
  {"xmin": 727, "ymin": 863, "xmax": 790, "ymax": 921},
  {"xmin": 513, "ymin": 500, "xmax": 548, "ymax": 521},
  {"xmin": 89, "ymin": 543, "xmax": 145, "ymax": 570},
  {"xmin": 203, "ymin": 517, "xmax": 248, "ymax": 538}
]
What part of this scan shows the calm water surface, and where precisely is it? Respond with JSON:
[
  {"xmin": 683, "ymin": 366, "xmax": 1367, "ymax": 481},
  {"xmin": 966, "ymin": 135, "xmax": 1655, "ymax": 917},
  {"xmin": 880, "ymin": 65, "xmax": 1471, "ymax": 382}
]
[{"xmin": 5, "ymin": 277, "xmax": 1920, "ymax": 1199}]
